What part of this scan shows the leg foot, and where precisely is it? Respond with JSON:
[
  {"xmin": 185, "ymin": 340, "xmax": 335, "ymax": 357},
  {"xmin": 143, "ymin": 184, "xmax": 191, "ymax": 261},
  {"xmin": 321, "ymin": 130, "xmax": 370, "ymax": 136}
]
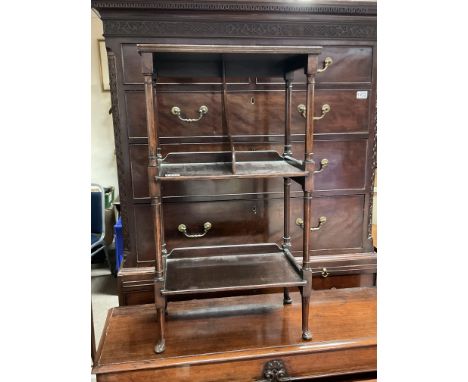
[
  {"xmin": 154, "ymin": 339, "xmax": 166, "ymax": 354},
  {"xmin": 302, "ymin": 330, "xmax": 313, "ymax": 341},
  {"xmin": 283, "ymin": 288, "xmax": 292, "ymax": 305}
]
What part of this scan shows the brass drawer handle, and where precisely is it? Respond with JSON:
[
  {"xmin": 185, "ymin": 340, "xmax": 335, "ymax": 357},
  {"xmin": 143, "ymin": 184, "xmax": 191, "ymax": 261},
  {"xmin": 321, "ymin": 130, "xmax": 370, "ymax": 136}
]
[
  {"xmin": 171, "ymin": 105, "xmax": 208, "ymax": 122},
  {"xmin": 317, "ymin": 56, "xmax": 333, "ymax": 73},
  {"xmin": 297, "ymin": 103, "xmax": 331, "ymax": 120},
  {"xmin": 314, "ymin": 158, "xmax": 329, "ymax": 174},
  {"xmin": 295, "ymin": 216, "xmax": 327, "ymax": 231},
  {"xmin": 178, "ymin": 222, "xmax": 212, "ymax": 238},
  {"xmin": 321, "ymin": 267, "xmax": 330, "ymax": 278}
]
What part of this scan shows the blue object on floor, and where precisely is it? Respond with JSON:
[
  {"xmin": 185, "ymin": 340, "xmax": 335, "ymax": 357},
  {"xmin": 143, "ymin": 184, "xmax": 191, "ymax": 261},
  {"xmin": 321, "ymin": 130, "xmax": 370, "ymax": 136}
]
[{"xmin": 114, "ymin": 217, "xmax": 124, "ymax": 272}]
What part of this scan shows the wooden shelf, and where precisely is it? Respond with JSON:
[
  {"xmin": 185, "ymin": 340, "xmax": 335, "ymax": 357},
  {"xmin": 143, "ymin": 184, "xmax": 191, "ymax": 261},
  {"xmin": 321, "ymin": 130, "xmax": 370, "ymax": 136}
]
[
  {"xmin": 162, "ymin": 244, "xmax": 305, "ymax": 296},
  {"xmin": 157, "ymin": 151, "xmax": 307, "ymax": 181}
]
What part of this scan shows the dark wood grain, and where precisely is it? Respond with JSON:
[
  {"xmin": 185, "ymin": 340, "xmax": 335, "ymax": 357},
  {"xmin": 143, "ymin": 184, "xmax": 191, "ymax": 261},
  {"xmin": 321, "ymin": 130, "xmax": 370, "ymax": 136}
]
[{"xmin": 93, "ymin": 287, "xmax": 376, "ymax": 381}]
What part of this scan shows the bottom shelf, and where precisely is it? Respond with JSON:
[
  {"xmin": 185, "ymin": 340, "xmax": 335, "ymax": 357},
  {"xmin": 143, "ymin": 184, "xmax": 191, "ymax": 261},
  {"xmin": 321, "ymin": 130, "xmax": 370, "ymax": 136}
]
[{"xmin": 163, "ymin": 244, "xmax": 305, "ymax": 296}]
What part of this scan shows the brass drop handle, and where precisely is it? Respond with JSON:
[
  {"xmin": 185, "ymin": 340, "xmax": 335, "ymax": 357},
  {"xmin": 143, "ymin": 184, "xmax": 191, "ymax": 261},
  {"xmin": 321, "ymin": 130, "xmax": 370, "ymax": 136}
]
[
  {"xmin": 178, "ymin": 222, "xmax": 212, "ymax": 238},
  {"xmin": 317, "ymin": 56, "xmax": 333, "ymax": 73},
  {"xmin": 295, "ymin": 216, "xmax": 327, "ymax": 231},
  {"xmin": 297, "ymin": 104, "xmax": 331, "ymax": 120},
  {"xmin": 314, "ymin": 158, "xmax": 329, "ymax": 174},
  {"xmin": 171, "ymin": 105, "xmax": 208, "ymax": 122},
  {"xmin": 321, "ymin": 267, "xmax": 330, "ymax": 278}
]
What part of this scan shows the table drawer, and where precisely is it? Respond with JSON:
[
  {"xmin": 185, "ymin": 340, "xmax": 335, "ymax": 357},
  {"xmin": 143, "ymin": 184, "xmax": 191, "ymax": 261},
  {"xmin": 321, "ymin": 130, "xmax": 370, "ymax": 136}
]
[{"xmin": 132, "ymin": 194, "xmax": 365, "ymax": 263}]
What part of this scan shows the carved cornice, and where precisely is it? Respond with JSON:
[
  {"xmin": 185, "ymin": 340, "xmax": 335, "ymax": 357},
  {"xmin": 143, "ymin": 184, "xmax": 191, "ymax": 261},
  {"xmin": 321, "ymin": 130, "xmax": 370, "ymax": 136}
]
[
  {"xmin": 107, "ymin": 49, "xmax": 131, "ymax": 252},
  {"xmin": 103, "ymin": 20, "xmax": 376, "ymax": 40},
  {"xmin": 92, "ymin": 0, "xmax": 377, "ymax": 16}
]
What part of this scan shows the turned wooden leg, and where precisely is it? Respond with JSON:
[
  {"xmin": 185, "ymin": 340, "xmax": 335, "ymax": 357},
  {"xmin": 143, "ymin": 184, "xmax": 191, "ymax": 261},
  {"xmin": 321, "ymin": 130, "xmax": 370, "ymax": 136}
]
[
  {"xmin": 154, "ymin": 277, "xmax": 166, "ymax": 354},
  {"xmin": 283, "ymin": 288, "xmax": 292, "ymax": 305},
  {"xmin": 301, "ymin": 268, "xmax": 313, "ymax": 341},
  {"xmin": 155, "ymin": 307, "xmax": 166, "ymax": 353},
  {"xmin": 301, "ymin": 293, "xmax": 312, "ymax": 340}
]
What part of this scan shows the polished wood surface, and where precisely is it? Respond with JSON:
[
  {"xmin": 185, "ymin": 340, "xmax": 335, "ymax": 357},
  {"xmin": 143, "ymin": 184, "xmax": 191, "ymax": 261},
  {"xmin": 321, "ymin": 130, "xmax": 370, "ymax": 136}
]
[
  {"xmin": 93, "ymin": 287, "xmax": 376, "ymax": 381},
  {"xmin": 92, "ymin": 0, "xmax": 377, "ymax": 303},
  {"xmin": 164, "ymin": 245, "xmax": 305, "ymax": 295}
]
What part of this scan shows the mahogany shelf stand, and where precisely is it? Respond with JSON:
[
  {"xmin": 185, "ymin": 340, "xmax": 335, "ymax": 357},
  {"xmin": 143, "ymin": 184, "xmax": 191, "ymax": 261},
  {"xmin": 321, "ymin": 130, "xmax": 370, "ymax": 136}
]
[{"xmin": 138, "ymin": 44, "xmax": 322, "ymax": 353}]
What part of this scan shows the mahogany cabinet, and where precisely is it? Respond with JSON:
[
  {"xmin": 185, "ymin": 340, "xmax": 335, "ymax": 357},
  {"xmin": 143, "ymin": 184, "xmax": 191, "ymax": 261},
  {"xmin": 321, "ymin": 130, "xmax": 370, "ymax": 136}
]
[{"xmin": 91, "ymin": 0, "xmax": 377, "ymax": 306}]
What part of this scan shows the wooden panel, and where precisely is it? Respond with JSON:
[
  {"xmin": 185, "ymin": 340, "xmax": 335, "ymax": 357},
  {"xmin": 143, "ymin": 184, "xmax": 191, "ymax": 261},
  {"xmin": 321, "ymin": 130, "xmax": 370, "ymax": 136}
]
[
  {"xmin": 121, "ymin": 44, "xmax": 143, "ymax": 84},
  {"xmin": 93, "ymin": 288, "xmax": 376, "ymax": 381},
  {"xmin": 126, "ymin": 89, "xmax": 370, "ymax": 138}
]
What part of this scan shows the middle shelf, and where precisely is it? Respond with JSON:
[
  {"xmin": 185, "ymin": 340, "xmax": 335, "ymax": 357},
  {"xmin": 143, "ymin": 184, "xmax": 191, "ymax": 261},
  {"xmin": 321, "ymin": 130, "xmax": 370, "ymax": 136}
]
[
  {"xmin": 162, "ymin": 243, "xmax": 306, "ymax": 296},
  {"xmin": 157, "ymin": 150, "xmax": 307, "ymax": 181}
]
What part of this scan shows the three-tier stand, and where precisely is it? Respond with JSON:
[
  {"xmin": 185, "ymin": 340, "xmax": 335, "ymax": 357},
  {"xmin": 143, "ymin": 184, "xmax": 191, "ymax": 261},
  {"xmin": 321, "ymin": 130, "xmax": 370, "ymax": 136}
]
[{"xmin": 138, "ymin": 44, "xmax": 322, "ymax": 353}]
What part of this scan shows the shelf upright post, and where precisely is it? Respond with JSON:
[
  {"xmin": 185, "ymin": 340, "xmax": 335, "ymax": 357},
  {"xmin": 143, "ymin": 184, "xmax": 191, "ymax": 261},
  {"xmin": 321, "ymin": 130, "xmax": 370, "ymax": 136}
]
[
  {"xmin": 301, "ymin": 54, "xmax": 319, "ymax": 341},
  {"xmin": 141, "ymin": 51, "xmax": 166, "ymax": 354},
  {"xmin": 283, "ymin": 71, "xmax": 294, "ymax": 305}
]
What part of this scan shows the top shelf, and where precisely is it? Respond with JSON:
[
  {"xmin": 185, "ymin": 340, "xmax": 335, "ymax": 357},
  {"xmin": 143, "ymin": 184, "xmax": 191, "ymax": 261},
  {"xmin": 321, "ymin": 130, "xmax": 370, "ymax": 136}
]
[{"xmin": 137, "ymin": 44, "xmax": 322, "ymax": 78}]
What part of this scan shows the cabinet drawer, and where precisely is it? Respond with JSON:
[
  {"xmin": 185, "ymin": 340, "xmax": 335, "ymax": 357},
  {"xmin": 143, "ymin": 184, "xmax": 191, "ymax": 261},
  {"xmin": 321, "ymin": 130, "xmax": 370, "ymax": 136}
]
[
  {"xmin": 132, "ymin": 195, "xmax": 365, "ymax": 263},
  {"xmin": 257, "ymin": 46, "xmax": 373, "ymax": 84},
  {"xmin": 291, "ymin": 89, "xmax": 370, "ymax": 134},
  {"xmin": 289, "ymin": 195, "xmax": 365, "ymax": 252},
  {"xmin": 133, "ymin": 200, "xmax": 271, "ymax": 262},
  {"xmin": 315, "ymin": 46, "xmax": 373, "ymax": 83},
  {"xmin": 126, "ymin": 91, "xmax": 223, "ymax": 138},
  {"xmin": 126, "ymin": 88, "xmax": 370, "ymax": 138}
]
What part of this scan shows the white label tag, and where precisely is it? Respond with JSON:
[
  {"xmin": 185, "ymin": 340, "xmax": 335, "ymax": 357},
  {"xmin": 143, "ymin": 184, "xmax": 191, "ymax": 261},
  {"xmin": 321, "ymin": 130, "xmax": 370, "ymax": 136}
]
[
  {"xmin": 356, "ymin": 91, "xmax": 368, "ymax": 99},
  {"xmin": 165, "ymin": 173, "xmax": 180, "ymax": 177}
]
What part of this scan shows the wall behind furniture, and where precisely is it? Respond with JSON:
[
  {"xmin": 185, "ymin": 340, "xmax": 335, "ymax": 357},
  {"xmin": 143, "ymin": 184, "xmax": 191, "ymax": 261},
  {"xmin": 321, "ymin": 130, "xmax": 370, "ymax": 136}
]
[{"xmin": 91, "ymin": 10, "xmax": 119, "ymax": 193}]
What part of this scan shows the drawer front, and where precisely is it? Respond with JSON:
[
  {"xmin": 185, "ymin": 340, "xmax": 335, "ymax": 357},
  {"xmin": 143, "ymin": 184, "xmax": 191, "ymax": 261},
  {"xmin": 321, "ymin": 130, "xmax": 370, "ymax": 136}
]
[
  {"xmin": 256, "ymin": 46, "xmax": 373, "ymax": 85},
  {"xmin": 129, "ymin": 139, "xmax": 367, "ymax": 199},
  {"xmin": 315, "ymin": 46, "xmax": 373, "ymax": 83},
  {"xmin": 126, "ymin": 91, "xmax": 223, "ymax": 138},
  {"xmin": 291, "ymin": 89, "xmax": 370, "ymax": 134},
  {"xmin": 126, "ymin": 88, "xmax": 369, "ymax": 138},
  {"xmin": 294, "ymin": 140, "xmax": 368, "ymax": 191},
  {"xmin": 133, "ymin": 200, "xmax": 270, "ymax": 262},
  {"xmin": 290, "ymin": 195, "xmax": 365, "ymax": 252},
  {"xmin": 132, "ymin": 195, "xmax": 365, "ymax": 263}
]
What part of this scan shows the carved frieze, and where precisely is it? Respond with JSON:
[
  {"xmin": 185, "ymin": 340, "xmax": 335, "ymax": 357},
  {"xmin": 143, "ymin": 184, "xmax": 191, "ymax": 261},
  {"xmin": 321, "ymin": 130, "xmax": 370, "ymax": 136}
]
[{"xmin": 103, "ymin": 20, "xmax": 376, "ymax": 40}]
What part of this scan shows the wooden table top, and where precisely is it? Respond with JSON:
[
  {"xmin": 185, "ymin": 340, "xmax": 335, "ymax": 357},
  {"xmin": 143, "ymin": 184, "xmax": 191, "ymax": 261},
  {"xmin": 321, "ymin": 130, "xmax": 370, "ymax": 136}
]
[{"xmin": 93, "ymin": 287, "xmax": 376, "ymax": 377}]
